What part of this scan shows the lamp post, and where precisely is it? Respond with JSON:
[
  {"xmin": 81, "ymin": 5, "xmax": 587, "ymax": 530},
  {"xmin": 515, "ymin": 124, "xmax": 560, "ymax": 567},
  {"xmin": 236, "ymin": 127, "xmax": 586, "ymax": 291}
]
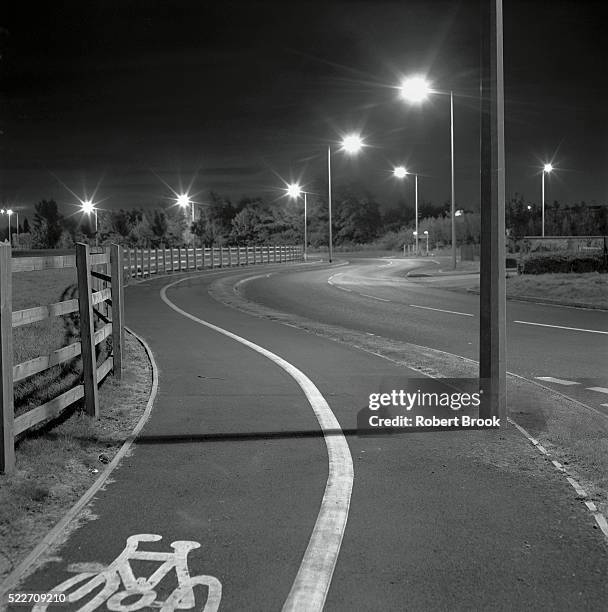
[
  {"xmin": 176, "ymin": 193, "xmax": 195, "ymax": 223},
  {"xmin": 6, "ymin": 210, "xmax": 18, "ymax": 247},
  {"xmin": 286, "ymin": 183, "xmax": 308, "ymax": 261},
  {"xmin": 424, "ymin": 230, "xmax": 429, "ymax": 255},
  {"xmin": 328, "ymin": 134, "xmax": 364, "ymax": 262},
  {"xmin": 393, "ymin": 166, "xmax": 419, "ymax": 255},
  {"xmin": 541, "ymin": 163, "xmax": 553, "ymax": 237},
  {"xmin": 399, "ymin": 76, "xmax": 456, "ymax": 268},
  {"xmin": 81, "ymin": 199, "xmax": 98, "ymax": 245}
]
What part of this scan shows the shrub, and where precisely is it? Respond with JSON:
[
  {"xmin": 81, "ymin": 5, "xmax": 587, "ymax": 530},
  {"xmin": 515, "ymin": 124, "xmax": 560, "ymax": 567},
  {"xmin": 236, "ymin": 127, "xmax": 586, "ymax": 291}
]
[{"xmin": 520, "ymin": 251, "xmax": 608, "ymax": 274}]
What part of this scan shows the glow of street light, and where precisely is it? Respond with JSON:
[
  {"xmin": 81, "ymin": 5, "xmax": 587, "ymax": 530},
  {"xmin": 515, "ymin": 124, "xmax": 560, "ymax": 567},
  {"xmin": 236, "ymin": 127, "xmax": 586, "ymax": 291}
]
[
  {"xmin": 423, "ymin": 230, "xmax": 429, "ymax": 235},
  {"xmin": 341, "ymin": 134, "xmax": 363, "ymax": 154},
  {"xmin": 286, "ymin": 183, "xmax": 302, "ymax": 199},
  {"xmin": 393, "ymin": 166, "xmax": 408, "ymax": 179},
  {"xmin": 81, "ymin": 199, "xmax": 95, "ymax": 214},
  {"xmin": 6, "ymin": 209, "xmax": 13, "ymax": 216},
  {"xmin": 399, "ymin": 76, "xmax": 431, "ymax": 103},
  {"xmin": 455, "ymin": 209, "xmax": 464, "ymax": 217},
  {"xmin": 543, "ymin": 163, "xmax": 553, "ymax": 173},
  {"xmin": 176, "ymin": 193, "xmax": 191, "ymax": 208}
]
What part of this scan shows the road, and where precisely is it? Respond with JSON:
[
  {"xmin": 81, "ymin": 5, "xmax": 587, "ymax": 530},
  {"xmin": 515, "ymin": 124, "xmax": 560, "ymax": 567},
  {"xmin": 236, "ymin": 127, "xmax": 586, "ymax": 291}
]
[
  {"xmin": 5, "ymin": 261, "xmax": 608, "ymax": 611},
  {"xmin": 241, "ymin": 257, "xmax": 608, "ymax": 413}
]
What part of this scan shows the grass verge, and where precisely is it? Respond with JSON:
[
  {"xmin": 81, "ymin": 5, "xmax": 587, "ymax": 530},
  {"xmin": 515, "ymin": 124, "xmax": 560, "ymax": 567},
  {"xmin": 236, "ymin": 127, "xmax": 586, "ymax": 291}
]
[{"xmin": 0, "ymin": 333, "xmax": 152, "ymax": 583}]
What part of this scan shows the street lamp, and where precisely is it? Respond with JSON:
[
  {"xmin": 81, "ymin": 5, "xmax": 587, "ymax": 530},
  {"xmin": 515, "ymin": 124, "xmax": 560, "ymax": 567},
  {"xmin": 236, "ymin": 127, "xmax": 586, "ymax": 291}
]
[
  {"xmin": 176, "ymin": 192, "xmax": 195, "ymax": 223},
  {"xmin": 81, "ymin": 199, "xmax": 98, "ymax": 244},
  {"xmin": 327, "ymin": 133, "xmax": 364, "ymax": 262},
  {"xmin": 399, "ymin": 75, "xmax": 456, "ymax": 269},
  {"xmin": 541, "ymin": 163, "xmax": 553, "ymax": 237},
  {"xmin": 393, "ymin": 166, "xmax": 420, "ymax": 255},
  {"xmin": 423, "ymin": 230, "xmax": 429, "ymax": 256},
  {"xmin": 286, "ymin": 182, "xmax": 308, "ymax": 261}
]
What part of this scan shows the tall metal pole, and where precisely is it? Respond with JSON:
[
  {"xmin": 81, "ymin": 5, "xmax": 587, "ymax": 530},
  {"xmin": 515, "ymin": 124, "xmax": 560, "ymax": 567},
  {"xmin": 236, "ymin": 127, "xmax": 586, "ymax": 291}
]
[
  {"xmin": 541, "ymin": 171, "xmax": 545, "ymax": 237},
  {"xmin": 94, "ymin": 209, "xmax": 99, "ymax": 247},
  {"xmin": 479, "ymin": 0, "xmax": 506, "ymax": 423},
  {"xmin": 451, "ymin": 90, "xmax": 457, "ymax": 269},
  {"xmin": 415, "ymin": 174, "xmax": 419, "ymax": 255},
  {"xmin": 328, "ymin": 145, "xmax": 333, "ymax": 263},
  {"xmin": 304, "ymin": 192, "xmax": 308, "ymax": 261}
]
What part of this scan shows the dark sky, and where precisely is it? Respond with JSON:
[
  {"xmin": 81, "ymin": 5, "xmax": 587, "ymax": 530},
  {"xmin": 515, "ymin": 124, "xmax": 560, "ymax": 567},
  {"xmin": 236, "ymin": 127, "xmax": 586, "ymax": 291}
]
[{"xmin": 1, "ymin": 0, "xmax": 607, "ymax": 219}]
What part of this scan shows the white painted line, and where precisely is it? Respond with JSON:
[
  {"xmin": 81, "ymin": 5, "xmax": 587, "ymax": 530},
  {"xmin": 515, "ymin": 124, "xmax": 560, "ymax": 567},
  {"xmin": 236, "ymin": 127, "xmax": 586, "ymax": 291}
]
[
  {"xmin": 409, "ymin": 304, "xmax": 474, "ymax": 317},
  {"xmin": 507, "ymin": 416, "xmax": 608, "ymax": 542},
  {"xmin": 0, "ymin": 328, "xmax": 160, "ymax": 597},
  {"xmin": 536, "ymin": 377, "xmax": 580, "ymax": 386},
  {"xmin": 336, "ymin": 286, "xmax": 353, "ymax": 293},
  {"xmin": 587, "ymin": 387, "xmax": 608, "ymax": 395},
  {"xmin": 160, "ymin": 278, "xmax": 353, "ymax": 612},
  {"xmin": 514, "ymin": 320, "xmax": 608, "ymax": 335},
  {"xmin": 601, "ymin": 404, "xmax": 608, "ymax": 408},
  {"xmin": 360, "ymin": 293, "xmax": 390, "ymax": 302}
]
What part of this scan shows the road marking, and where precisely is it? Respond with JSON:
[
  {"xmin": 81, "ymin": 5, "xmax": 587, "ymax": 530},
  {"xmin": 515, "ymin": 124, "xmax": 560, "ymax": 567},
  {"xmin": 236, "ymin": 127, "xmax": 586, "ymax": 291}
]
[
  {"xmin": 587, "ymin": 387, "xmax": 608, "ymax": 395},
  {"xmin": 514, "ymin": 321, "xmax": 608, "ymax": 335},
  {"xmin": 602, "ymin": 404, "xmax": 608, "ymax": 408},
  {"xmin": 359, "ymin": 293, "xmax": 390, "ymax": 302},
  {"xmin": 161, "ymin": 278, "xmax": 353, "ymax": 612},
  {"xmin": 535, "ymin": 377, "xmax": 580, "ymax": 386},
  {"xmin": 32, "ymin": 534, "xmax": 221, "ymax": 611},
  {"xmin": 409, "ymin": 304, "xmax": 474, "ymax": 317}
]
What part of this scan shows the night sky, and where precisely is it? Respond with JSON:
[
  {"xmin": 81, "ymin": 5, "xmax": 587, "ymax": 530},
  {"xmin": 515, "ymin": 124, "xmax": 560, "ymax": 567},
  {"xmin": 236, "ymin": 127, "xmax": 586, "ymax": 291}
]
[{"xmin": 1, "ymin": 0, "xmax": 607, "ymax": 220}]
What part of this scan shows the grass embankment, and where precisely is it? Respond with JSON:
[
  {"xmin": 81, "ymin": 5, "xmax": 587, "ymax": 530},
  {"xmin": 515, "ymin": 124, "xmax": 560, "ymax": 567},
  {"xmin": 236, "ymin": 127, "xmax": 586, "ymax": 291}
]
[
  {"xmin": 506, "ymin": 272, "xmax": 607, "ymax": 309},
  {"xmin": 1, "ymin": 270, "xmax": 152, "ymax": 583}
]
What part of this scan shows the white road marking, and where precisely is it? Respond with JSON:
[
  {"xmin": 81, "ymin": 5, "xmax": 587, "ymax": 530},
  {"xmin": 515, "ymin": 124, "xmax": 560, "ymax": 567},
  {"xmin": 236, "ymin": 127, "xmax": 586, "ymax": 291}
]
[
  {"xmin": 409, "ymin": 304, "xmax": 473, "ymax": 317},
  {"xmin": 535, "ymin": 377, "xmax": 580, "ymax": 386},
  {"xmin": 160, "ymin": 277, "xmax": 353, "ymax": 612},
  {"xmin": 514, "ymin": 321, "xmax": 608, "ymax": 335},
  {"xmin": 359, "ymin": 293, "xmax": 390, "ymax": 302},
  {"xmin": 601, "ymin": 404, "xmax": 608, "ymax": 408},
  {"xmin": 33, "ymin": 534, "xmax": 221, "ymax": 612},
  {"xmin": 587, "ymin": 387, "xmax": 608, "ymax": 395}
]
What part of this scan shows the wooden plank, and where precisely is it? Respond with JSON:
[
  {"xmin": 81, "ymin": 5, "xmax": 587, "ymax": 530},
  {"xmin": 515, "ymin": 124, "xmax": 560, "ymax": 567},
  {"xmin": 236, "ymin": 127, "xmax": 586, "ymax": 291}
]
[
  {"xmin": 92, "ymin": 287, "xmax": 111, "ymax": 305},
  {"xmin": 96, "ymin": 356, "xmax": 114, "ymax": 383},
  {"xmin": 147, "ymin": 249, "xmax": 151, "ymax": 277},
  {"xmin": 76, "ymin": 243, "xmax": 99, "ymax": 417},
  {"xmin": 12, "ymin": 254, "xmax": 76, "ymax": 273},
  {"xmin": 12, "ymin": 299, "xmax": 79, "ymax": 328},
  {"xmin": 13, "ymin": 341, "xmax": 82, "ymax": 383},
  {"xmin": 124, "ymin": 248, "xmax": 132, "ymax": 285},
  {"xmin": 94, "ymin": 322, "xmax": 112, "ymax": 346},
  {"xmin": 14, "ymin": 385, "xmax": 85, "ymax": 436},
  {"xmin": 0, "ymin": 244, "xmax": 15, "ymax": 472},
  {"xmin": 91, "ymin": 253, "xmax": 108, "ymax": 266},
  {"xmin": 111, "ymin": 245, "xmax": 124, "ymax": 379}
]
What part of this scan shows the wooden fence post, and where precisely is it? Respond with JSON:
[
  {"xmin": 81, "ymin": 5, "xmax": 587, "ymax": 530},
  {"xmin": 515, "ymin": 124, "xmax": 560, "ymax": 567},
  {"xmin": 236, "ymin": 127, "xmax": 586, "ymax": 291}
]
[
  {"xmin": 76, "ymin": 243, "xmax": 99, "ymax": 418},
  {"xmin": 124, "ymin": 248, "xmax": 131, "ymax": 285},
  {"xmin": 147, "ymin": 248, "xmax": 151, "ymax": 277},
  {"xmin": 202, "ymin": 247, "xmax": 206, "ymax": 269},
  {"xmin": 110, "ymin": 245, "xmax": 124, "ymax": 380},
  {"xmin": 237, "ymin": 246, "xmax": 241, "ymax": 266},
  {"xmin": 186, "ymin": 247, "xmax": 190, "ymax": 270},
  {"xmin": 0, "ymin": 244, "xmax": 15, "ymax": 473},
  {"xmin": 163, "ymin": 248, "xmax": 167, "ymax": 274},
  {"xmin": 139, "ymin": 248, "xmax": 144, "ymax": 279}
]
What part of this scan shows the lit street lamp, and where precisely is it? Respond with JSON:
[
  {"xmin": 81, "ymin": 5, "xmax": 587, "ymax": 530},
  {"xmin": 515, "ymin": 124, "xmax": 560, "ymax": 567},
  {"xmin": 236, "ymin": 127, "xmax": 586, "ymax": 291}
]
[
  {"xmin": 328, "ymin": 134, "xmax": 364, "ymax": 262},
  {"xmin": 176, "ymin": 193, "xmax": 195, "ymax": 223},
  {"xmin": 81, "ymin": 199, "xmax": 98, "ymax": 244},
  {"xmin": 541, "ymin": 163, "xmax": 553, "ymax": 237},
  {"xmin": 423, "ymin": 229, "xmax": 429, "ymax": 256},
  {"xmin": 393, "ymin": 166, "xmax": 419, "ymax": 255},
  {"xmin": 1, "ymin": 209, "xmax": 19, "ymax": 246},
  {"xmin": 399, "ymin": 75, "xmax": 457, "ymax": 268},
  {"xmin": 286, "ymin": 182, "xmax": 308, "ymax": 261}
]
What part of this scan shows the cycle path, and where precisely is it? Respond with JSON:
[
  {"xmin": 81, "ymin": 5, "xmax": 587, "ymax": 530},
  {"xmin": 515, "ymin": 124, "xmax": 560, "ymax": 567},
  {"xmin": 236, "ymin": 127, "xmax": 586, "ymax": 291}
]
[{"xmin": 6, "ymin": 266, "xmax": 608, "ymax": 611}]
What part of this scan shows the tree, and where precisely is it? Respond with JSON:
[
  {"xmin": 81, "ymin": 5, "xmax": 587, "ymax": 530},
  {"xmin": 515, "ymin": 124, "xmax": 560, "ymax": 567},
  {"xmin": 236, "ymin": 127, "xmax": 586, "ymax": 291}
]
[{"xmin": 32, "ymin": 199, "xmax": 64, "ymax": 248}]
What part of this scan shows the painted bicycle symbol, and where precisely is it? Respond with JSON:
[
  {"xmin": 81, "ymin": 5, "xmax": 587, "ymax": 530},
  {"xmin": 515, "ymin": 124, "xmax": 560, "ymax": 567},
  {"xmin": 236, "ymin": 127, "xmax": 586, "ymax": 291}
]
[{"xmin": 32, "ymin": 534, "xmax": 222, "ymax": 611}]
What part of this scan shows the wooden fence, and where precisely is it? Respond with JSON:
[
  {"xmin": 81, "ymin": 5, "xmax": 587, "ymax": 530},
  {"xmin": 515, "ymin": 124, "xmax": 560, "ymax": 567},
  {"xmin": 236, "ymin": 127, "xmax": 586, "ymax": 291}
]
[
  {"xmin": 123, "ymin": 245, "xmax": 303, "ymax": 282},
  {"xmin": 1, "ymin": 243, "xmax": 124, "ymax": 474}
]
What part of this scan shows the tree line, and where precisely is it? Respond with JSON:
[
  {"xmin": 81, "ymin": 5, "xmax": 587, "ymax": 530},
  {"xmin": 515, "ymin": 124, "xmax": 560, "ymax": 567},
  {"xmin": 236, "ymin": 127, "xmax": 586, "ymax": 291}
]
[{"xmin": 8, "ymin": 187, "xmax": 607, "ymax": 250}]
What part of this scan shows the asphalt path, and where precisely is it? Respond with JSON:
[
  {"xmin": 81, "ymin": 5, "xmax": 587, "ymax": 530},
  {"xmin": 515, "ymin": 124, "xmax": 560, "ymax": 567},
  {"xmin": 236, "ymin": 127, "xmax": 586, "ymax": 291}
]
[
  {"xmin": 8, "ymin": 264, "xmax": 608, "ymax": 611},
  {"xmin": 242, "ymin": 257, "xmax": 608, "ymax": 413}
]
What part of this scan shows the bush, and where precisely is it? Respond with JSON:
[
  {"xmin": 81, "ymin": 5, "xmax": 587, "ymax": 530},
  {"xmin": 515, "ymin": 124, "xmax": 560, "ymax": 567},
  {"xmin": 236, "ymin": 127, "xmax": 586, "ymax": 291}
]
[{"xmin": 520, "ymin": 251, "xmax": 608, "ymax": 274}]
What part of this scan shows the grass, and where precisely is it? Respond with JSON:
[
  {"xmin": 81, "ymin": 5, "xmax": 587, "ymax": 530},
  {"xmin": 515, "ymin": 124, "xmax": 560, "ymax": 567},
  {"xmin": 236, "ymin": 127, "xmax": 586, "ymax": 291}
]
[
  {"xmin": 0, "ymin": 333, "xmax": 152, "ymax": 582},
  {"xmin": 506, "ymin": 272, "xmax": 607, "ymax": 308}
]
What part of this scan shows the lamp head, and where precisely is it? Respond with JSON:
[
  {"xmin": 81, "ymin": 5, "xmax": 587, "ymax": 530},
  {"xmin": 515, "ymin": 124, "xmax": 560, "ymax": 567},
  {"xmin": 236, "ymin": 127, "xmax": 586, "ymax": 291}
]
[
  {"xmin": 81, "ymin": 199, "xmax": 95, "ymax": 214},
  {"xmin": 423, "ymin": 230, "xmax": 429, "ymax": 235},
  {"xmin": 399, "ymin": 76, "xmax": 431, "ymax": 103},
  {"xmin": 393, "ymin": 166, "xmax": 408, "ymax": 179},
  {"xmin": 341, "ymin": 133, "xmax": 363, "ymax": 154},
  {"xmin": 543, "ymin": 163, "xmax": 553, "ymax": 173},
  {"xmin": 176, "ymin": 193, "xmax": 191, "ymax": 208},
  {"xmin": 286, "ymin": 183, "xmax": 302, "ymax": 199}
]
